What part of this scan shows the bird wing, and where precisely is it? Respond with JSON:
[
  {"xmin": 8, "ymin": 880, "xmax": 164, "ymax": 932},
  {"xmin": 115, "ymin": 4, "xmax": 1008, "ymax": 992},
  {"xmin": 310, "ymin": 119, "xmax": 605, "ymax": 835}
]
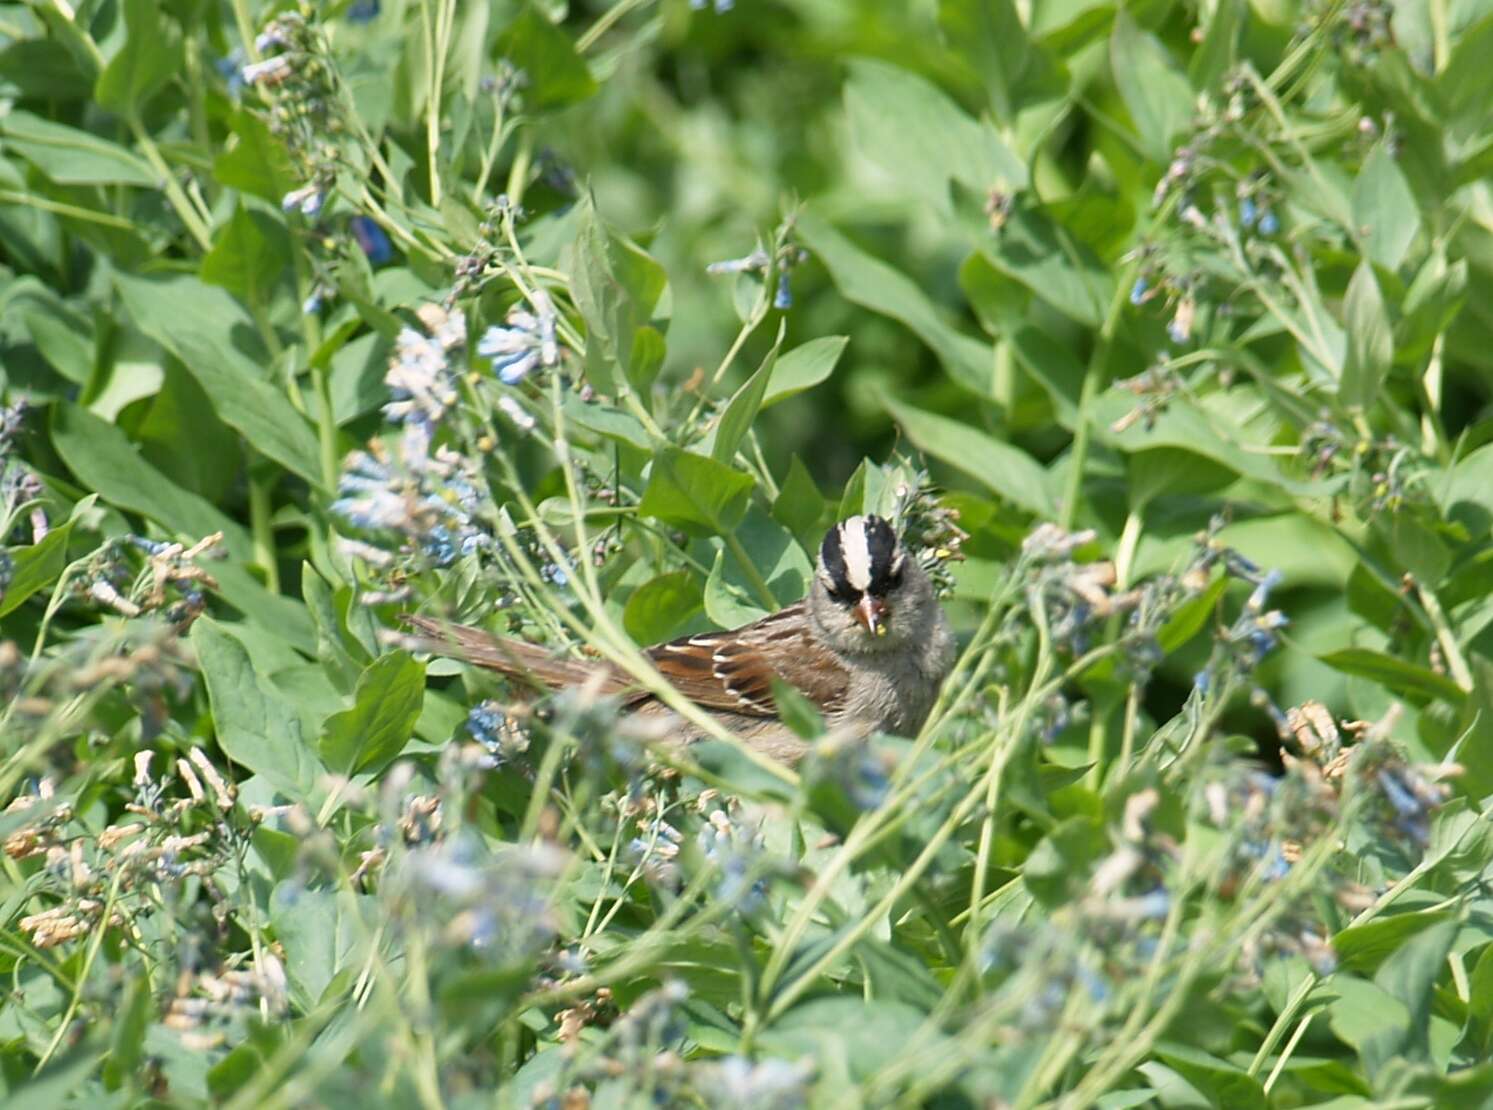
[
  {"xmin": 403, "ymin": 615, "xmax": 627, "ymax": 693},
  {"xmin": 646, "ymin": 603, "xmax": 849, "ymax": 718}
]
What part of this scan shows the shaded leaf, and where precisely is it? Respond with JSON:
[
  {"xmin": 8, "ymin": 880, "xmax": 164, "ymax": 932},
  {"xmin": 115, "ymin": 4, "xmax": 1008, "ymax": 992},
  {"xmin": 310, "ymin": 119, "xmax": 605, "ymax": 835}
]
[{"xmin": 319, "ymin": 651, "xmax": 426, "ymax": 777}]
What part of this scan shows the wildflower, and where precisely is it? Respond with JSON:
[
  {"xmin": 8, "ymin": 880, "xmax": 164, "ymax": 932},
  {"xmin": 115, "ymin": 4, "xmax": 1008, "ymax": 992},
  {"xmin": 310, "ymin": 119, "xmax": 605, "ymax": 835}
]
[
  {"xmin": 1258, "ymin": 208, "xmax": 1279, "ymax": 235},
  {"xmin": 281, "ymin": 183, "xmax": 325, "ymax": 217},
  {"xmin": 240, "ymin": 55, "xmax": 293, "ymax": 87},
  {"xmin": 1130, "ymin": 276, "xmax": 1150, "ymax": 305},
  {"xmin": 497, "ymin": 394, "xmax": 536, "ymax": 431},
  {"xmin": 694, "ymin": 1056, "xmax": 814, "ymax": 1109},
  {"xmin": 385, "ymin": 319, "xmax": 460, "ymax": 426},
  {"xmin": 1239, "ymin": 196, "xmax": 1258, "ymax": 229},
  {"xmin": 774, "ymin": 271, "xmax": 793, "ymax": 309},
  {"xmin": 346, "ymin": 0, "xmax": 380, "ymax": 21},
  {"xmin": 1167, "ymin": 295, "xmax": 1195, "ymax": 344},
  {"xmin": 706, "ymin": 248, "xmax": 769, "ymax": 275},
  {"xmin": 478, "ymin": 291, "xmax": 561, "ymax": 384},
  {"xmin": 351, "ymin": 216, "xmax": 394, "ymax": 264},
  {"xmin": 698, "ymin": 808, "xmax": 769, "ymax": 914}
]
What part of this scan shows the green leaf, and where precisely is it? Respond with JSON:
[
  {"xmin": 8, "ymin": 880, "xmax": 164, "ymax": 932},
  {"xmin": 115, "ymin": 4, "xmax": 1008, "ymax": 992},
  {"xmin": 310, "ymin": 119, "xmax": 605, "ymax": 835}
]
[
  {"xmin": 712, "ymin": 321, "xmax": 783, "ymax": 464},
  {"xmin": 94, "ymin": 0, "xmax": 180, "ymax": 116},
  {"xmin": 844, "ymin": 57, "xmax": 1027, "ymax": 211},
  {"xmin": 1153, "ymin": 1044, "xmax": 1267, "ymax": 1110},
  {"xmin": 1110, "ymin": 13, "xmax": 1192, "ymax": 162},
  {"xmin": 497, "ymin": 6, "xmax": 598, "ymax": 111},
  {"xmin": 1023, "ymin": 814, "xmax": 1107, "ymax": 908},
  {"xmin": 1373, "ymin": 916, "xmax": 1459, "ymax": 1062},
  {"xmin": 1352, "ymin": 141, "xmax": 1419, "ymax": 272},
  {"xmin": 23, "ymin": 304, "xmax": 93, "ymax": 385},
  {"xmin": 1317, "ymin": 648, "xmax": 1465, "ymax": 705},
  {"xmin": 623, "ymin": 570, "xmax": 705, "ymax": 644},
  {"xmin": 1334, "ymin": 909, "xmax": 1456, "ymax": 975},
  {"xmin": 772, "ymin": 455, "xmax": 827, "ymax": 550},
  {"xmin": 8, "ymin": 1045, "xmax": 106, "ymax": 1110},
  {"xmin": 797, "ymin": 209, "xmax": 994, "ymax": 395},
  {"xmin": 213, "ymin": 109, "xmax": 297, "ymax": 203},
  {"xmin": 764, "ymin": 335, "xmax": 848, "ymax": 407},
  {"xmin": 1157, "ymin": 574, "xmax": 1227, "ymax": 653},
  {"xmin": 114, "ymin": 273, "xmax": 323, "ymax": 487},
  {"xmin": 938, "ymin": 0, "xmax": 1065, "ymax": 123},
  {"xmin": 569, "ymin": 196, "xmax": 668, "ymax": 396},
  {"xmin": 1340, "ymin": 261, "xmax": 1393, "ymax": 411},
  {"xmin": 192, "ymin": 618, "xmax": 323, "ymax": 800},
  {"xmin": 319, "ymin": 651, "xmax": 426, "ymax": 777},
  {"xmin": 50, "ymin": 404, "xmax": 313, "ymax": 651},
  {"xmin": 0, "ymin": 519, "xmax": 75, "ymax": 619},
  {"xmin": 1010, "ymin": 325, "xmax": 1085, "ymax": 426},
  {"xmin": 200, "ymin": 202, "xmax": 290, "ymax": 308},
  {"xmin": 102, "ymin": 973, "xmax": 154, "ymax": 1090},
  {"xmin": 704, "ymin": 545, "xmax": 767, "ymax": 627},
  {"xmin": 881, "ymin": 393, "xmax": 1054, "ymax": 516},
  {"xmin": 640, "ymin": 447, "xmax": 755, "ymax": 536},
  {"xmin": 770, "ymin": 678, "xmax": 825, "ymax": 740},
  {"xmin": 0, "ymin": 110, "xmax": 154, "ymax": 185},
  {"xmin": 1188, "ymin": 0, "xmax": 1244, "ymax": 92}
]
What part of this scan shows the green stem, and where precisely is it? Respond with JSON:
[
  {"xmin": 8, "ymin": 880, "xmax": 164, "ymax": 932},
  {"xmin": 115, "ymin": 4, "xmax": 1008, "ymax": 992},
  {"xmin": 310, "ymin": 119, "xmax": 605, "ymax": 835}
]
[
  {"xmin": 724, "ymin": 531, "xmax": 778, "ymax": 612},
  {"xmin": 248, "ymin": 464, "xmax": 281, "ymax": 594}
]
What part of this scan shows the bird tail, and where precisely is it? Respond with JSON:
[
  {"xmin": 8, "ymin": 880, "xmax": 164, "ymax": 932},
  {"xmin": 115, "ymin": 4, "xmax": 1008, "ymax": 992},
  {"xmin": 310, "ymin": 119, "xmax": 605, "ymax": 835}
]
[{"xmin": 402, "ymin": 615, "xmax": 612, "ymax": 691}]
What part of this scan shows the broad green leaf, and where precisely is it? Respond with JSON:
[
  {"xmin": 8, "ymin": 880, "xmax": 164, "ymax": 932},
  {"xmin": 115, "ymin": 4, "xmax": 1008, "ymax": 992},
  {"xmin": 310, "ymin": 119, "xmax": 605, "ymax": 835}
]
[
  {"xmin": 319, "ymin": 651, "xmax": 426, "ymax": 777},
  {"xmin": 844, "ymin": 58, "xmax": 1027, "ymax": 211},
  {"xmin": 764, "ymin": 335, "xmax": 847, "ymax": 408},
  {"xmin": 23, "ymin": 304, "xmax": 93, "ymax": 385},
  {"xmin": 569, "ymin": 196, "xmax": 668, "ymax": 396},
  {"xmin": 1334, "ymin": 909, "xmax": 1456, "ymax": 975},
  {"xmin": 772, "ymin": 455, "xmax": 827, "ymax": 550},
  {"xmin": 954, "ymin": 186, "xmax": 1112, "ymax": 328},
  {"xmin": 1374, "ymin": 916, "xmax": 1459, "ymax": 1062},
  {"xmin": 213, "ymin": 109, "xmax": 297, "ymax": 203},
  {"xmin": 1352, "ymin": 141, "xmax": 1419, "ymax": 272},
  {"xmin": 497, "ymin": 6, "xmax": 598, "ymax": 111},
  {"xmin": 939, "ymin": 0, "xmax": 1067, "ymax": 123},
  {"xmin": 712, "ymin": 321, "xmax": 783, "ymax": 464},
  {"xmin": 269, "ymin": 886, "xmax": 375, "ymax": 1006},
  {"xmin": 882, "ymin": 393, "xmax": 1054, "ymax": 516},
  {"xmin": 1317, "ymin": 648, "xmax": 1465, "ymax": 705},
  {"xmin": 101, "ymin": 974, "xmax": 154, "ymax": 1091},
  {"xmin": 94, "ymin": 0, "xmax": 179, "ymax": 116},
  {"xmin": 623, "ymin": 570, "xmax": 706, "ymax": 645},
  {"xmin": 0, "ymin": 110, "xmax": 155, "ymax": 185},
  {"xmin": 193, "ymin": 618, "xmax": 323, "ymax": 799},
  {"xmin": 0, "ymin": 519, "xmax": 75, "ymax": 618},
  {"xmin": 1188, "ymin": 0, "xmax": 1244, "ymax": 91},
  {"xmin": 704, "ymin": 545, "xmax": 767, "ymax": 628},
  {"xmin": 1023, "ymin": 814, "xmax": 1107, "ymax": 907},
  {"xmin": 1010, "ymin": 325, "xmax": 1085, "ymax": 426},
  {"xmin": 798, "ymin": 209, "xmax": 994, "ymax": 395},
  {"xmin": 1110, "ymin": 13, "xmax": 1192, "ymax": 162},
  {"xmin": 639, "ymin": 447, "xmax": 755, "ymax": 536},
  {"xmin": 200, "ymin": 202, "xmax": 290, "ymax": 308},
  {"xmin": 114, "ymin": 272, "xmax": 323, "ymax": 486},
  {"xmin": 8, "ymin": 1046, "xmax": 106, "ymax": 1110},
  {"xmin": 1341, "ymin": 262, "xmax": 1393, "ymax": 412},
  {"xmin": 1153, "ymin": 1044, "xmax": 1267, "ymax": 1110}
]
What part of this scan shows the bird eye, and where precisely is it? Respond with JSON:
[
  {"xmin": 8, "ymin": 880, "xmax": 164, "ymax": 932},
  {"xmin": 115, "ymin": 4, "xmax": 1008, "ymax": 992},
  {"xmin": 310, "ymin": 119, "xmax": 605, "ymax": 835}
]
[{"xmin": 830, "ymin": 584, "xmax": 861, "ymax": 604}]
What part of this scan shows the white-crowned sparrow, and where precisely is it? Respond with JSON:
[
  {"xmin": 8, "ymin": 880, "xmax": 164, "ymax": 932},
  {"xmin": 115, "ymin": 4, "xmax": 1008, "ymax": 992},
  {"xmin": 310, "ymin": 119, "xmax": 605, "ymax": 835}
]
[{"xmin": 407, "ymin": 514, "xmax": 956, "ymax": 763}]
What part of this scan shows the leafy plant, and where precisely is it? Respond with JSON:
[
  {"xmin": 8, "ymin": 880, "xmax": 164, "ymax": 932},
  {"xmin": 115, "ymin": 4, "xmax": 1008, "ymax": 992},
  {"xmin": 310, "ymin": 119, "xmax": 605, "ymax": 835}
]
[{"xmin": 3, "ymin": 0, "xmax": 1493, "ymax": 1105}]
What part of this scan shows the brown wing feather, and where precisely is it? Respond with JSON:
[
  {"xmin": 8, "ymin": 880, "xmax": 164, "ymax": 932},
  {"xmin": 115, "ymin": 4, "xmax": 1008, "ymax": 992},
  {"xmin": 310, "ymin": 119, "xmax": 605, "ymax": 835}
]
[
  {"xmin": 646, "ymin": 603, "xmax": 849, "ymax": 718},
  {"xmin": 403, "ymin": 615, "xmax": 625, "ymax": 693}
]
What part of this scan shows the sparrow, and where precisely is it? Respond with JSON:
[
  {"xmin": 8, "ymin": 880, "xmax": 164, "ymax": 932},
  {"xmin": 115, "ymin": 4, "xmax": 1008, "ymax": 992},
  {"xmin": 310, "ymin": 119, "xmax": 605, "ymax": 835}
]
[{"xmin": 406, "ymin": 515, "xmax": 956, "ymax": 763}]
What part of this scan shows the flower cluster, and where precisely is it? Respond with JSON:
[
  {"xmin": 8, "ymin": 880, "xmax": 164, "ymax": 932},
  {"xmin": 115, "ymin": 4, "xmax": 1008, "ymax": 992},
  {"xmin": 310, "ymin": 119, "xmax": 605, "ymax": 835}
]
[
  {"xmin": 384, "ymin": 304, "xmax": 467, "ymax": 427},
  {"xmin": 243, "ymin": 12, "xmax": 341, "ymax": 218},
  {"xmin": 479, "ymin": 289, "xmax": 561, "ymax": 384},
  {"xmin": 333, "ymin": 421, "xmax": 489, "ymax": 570}
]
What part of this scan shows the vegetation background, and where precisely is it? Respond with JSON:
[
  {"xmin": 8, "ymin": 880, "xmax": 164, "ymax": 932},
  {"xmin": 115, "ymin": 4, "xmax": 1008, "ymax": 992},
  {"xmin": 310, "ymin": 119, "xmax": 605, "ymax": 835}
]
[{"xmin": 3, "ymin": 0, "xmax": 1493, "ymax": 1105}]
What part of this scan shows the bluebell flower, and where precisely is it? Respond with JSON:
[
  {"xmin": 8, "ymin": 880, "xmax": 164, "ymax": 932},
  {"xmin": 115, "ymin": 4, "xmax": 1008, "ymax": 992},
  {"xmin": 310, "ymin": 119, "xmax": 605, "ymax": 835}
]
[
  {"xmin": 240, "ymin": 55, "xmax": 293, "ymax": 87},
  {"xmin": 281, "ymin": 183, "xmax": 324, "ymax": 218},
  {"xmin": 774, "ymin": 271, "xmax": 793, "ymax": 310},
  {"xmin": 351, "ymin": 216, "xmax": 393, "ymax": 264},
  {"xmin": 478, "ymin": 291, "xmax": 560, "ymax": 384},
  {"xmin": 1239, "ymin": 196, "xmax": 1258, "ymax": 229},
  {"xmin": 1130, "ymin": 276, "xmax": 1149, "ymax": 305},
  {"xmin": 216, "ymin": 49, "xmax": 247, "ymax": 98},
  {"xmin": 346, "ymin": 0, "xmax": 380, "ymax": 22},
  {"xmin": 1258, "ymin": 208, "xmax": 1279, "ymax": 236},
  {"xmin": 706, "ymin": 248, "xmax": 769, "ymax": 275}
]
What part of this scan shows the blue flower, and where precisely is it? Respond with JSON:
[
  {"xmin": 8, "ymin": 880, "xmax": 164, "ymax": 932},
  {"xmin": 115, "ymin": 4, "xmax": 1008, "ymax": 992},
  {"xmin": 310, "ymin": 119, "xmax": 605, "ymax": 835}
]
[
  {"xmin": 1239, "ymin": 196, "xmax": 1258, "ymax": 229},
  {"xmin": 1130, "ymin": 276, "xmax": 1149, "ymax": 305},
  {"xmin": 351, "ymin": 216, "xmax": 393, "ymax": 264},
  {"xmin": 478, "ymin": 292, "xmax": 560, "ymax": 384},
  {"xmin": 773, "ymin": 271, "xmax": 793, "ymax": 310},
  {"xmin": 346, "ymin": 0, "xmax": 380, "ymax": 22},
  {"xmin": 1258, "ymin": 208, "xmax": 1279, "ymax": 236}
]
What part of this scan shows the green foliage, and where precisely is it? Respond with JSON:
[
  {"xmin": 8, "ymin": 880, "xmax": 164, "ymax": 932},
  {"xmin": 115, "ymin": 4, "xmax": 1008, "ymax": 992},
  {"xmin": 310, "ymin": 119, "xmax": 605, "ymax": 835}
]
[{"xmin": 3, "ymin": 0, "xmax": 1493, "ymax": 1106}]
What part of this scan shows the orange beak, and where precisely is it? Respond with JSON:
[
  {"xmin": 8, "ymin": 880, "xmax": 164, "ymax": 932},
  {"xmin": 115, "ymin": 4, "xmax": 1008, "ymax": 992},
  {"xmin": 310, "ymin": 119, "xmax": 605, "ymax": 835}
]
[{"xmin": 854, "ymin": 594, "xmax": 889, "ymax": 637}]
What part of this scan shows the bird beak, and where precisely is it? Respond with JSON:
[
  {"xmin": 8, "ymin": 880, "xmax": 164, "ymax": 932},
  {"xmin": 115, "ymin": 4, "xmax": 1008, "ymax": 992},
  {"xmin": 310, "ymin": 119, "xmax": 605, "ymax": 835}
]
[{"xmin": 854, "ymin": 594, "xmax": 889, "ymax": 637}]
